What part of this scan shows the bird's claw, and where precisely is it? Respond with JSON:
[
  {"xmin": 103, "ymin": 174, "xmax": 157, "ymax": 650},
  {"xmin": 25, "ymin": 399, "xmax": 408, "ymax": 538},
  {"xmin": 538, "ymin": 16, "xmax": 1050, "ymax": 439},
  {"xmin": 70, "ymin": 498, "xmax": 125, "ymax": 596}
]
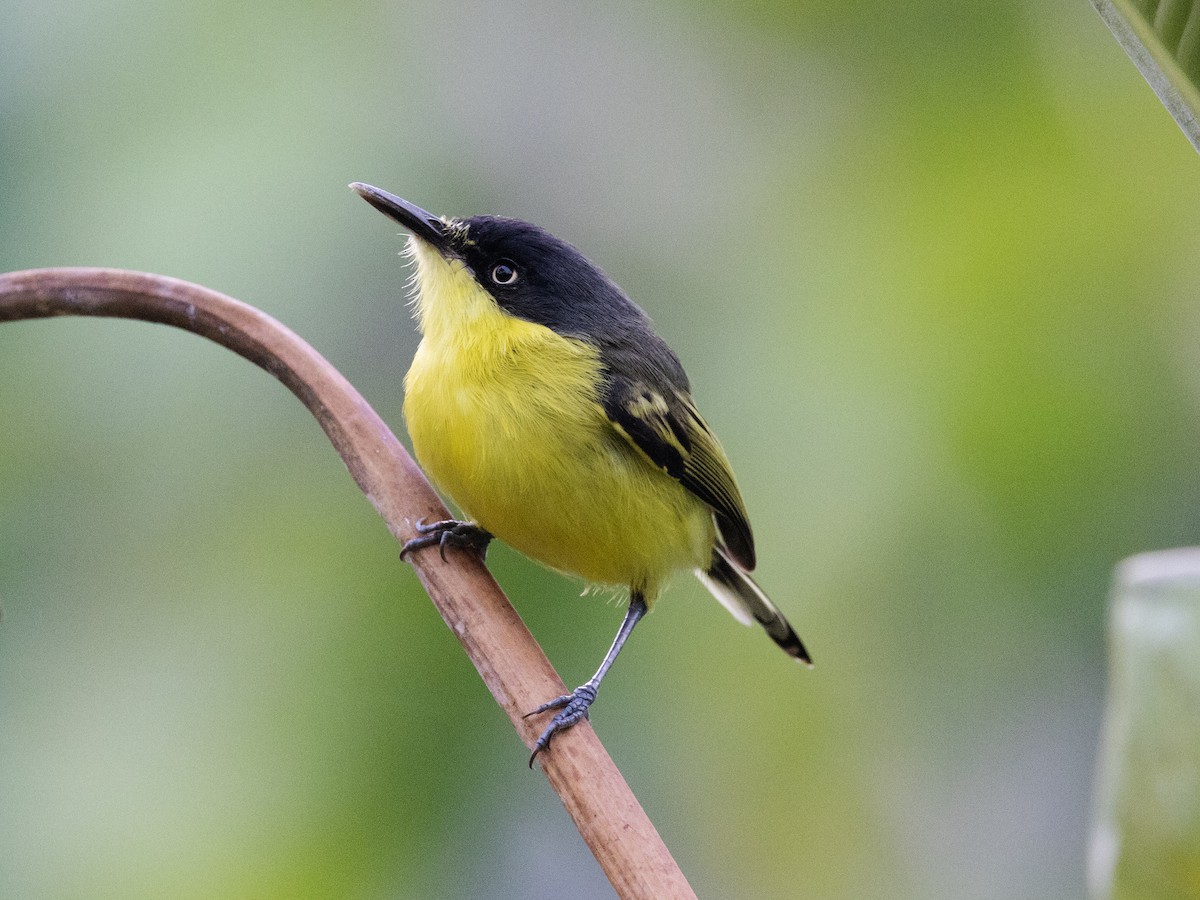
[
  {"xmin": 400, "ymin": 518, "xmax": 493, "ymax": 562},
  {"xmin": 525, "ymin": 683, "xmax": 598, "ymax": 767}
]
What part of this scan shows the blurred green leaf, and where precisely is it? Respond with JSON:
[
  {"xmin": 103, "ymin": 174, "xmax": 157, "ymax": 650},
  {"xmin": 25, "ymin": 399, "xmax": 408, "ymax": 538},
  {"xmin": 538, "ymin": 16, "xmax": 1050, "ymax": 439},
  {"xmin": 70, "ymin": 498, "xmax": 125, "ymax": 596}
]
[
  {"xmin": 1091, "ymin": 550, "xmax": 1200, "ymax": 899},
  {"xmin": 1091, "ymin": 0, "xmax": 1200, "ymax": 151}
]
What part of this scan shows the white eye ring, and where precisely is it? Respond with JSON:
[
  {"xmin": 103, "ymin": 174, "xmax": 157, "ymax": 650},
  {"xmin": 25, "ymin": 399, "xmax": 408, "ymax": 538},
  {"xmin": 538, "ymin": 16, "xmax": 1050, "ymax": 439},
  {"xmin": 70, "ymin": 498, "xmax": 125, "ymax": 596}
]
[{"xmin": 490, "ymin": 261, "xmax": 519, "ymax": 285}]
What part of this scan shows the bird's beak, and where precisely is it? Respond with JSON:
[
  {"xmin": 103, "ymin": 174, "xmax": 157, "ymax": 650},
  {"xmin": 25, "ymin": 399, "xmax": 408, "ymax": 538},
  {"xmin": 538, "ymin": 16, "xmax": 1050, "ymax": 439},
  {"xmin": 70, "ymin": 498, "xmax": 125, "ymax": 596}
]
[{"xmin": 350, "ymin": 183, "xmax": 448, "ymax": 249}]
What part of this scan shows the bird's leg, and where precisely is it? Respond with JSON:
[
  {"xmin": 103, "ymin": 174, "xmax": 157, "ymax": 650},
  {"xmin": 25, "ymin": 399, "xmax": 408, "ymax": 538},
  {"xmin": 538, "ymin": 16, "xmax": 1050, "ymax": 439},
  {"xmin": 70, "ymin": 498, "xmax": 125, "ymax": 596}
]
[
  {"xmin": 399, "ymin": 518, "xmax": 493, "ymax": 562},
  {"xmin": 525, "ymin": 592, "xmax": 649, "ymax": 767}
]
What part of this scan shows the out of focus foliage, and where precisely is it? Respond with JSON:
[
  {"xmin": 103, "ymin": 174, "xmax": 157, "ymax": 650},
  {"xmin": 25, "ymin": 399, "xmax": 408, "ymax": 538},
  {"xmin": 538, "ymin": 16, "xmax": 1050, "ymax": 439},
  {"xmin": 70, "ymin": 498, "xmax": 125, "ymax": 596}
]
[
  {"xmin": 1090, "ymin": 0, "xmax": 1200, "ymax": 152},
  {"xmin": 3, "ymin": 2, "xmax": 1199, "ymax": 898},
  {"xmin": 1091, "ymin": 553, "xmax": 1200, "ymax": 900}
]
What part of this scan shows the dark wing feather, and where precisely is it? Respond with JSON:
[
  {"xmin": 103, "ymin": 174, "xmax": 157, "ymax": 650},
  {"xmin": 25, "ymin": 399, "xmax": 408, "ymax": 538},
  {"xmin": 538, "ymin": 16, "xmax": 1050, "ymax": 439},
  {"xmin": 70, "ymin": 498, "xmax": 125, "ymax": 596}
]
[{"xmin": 602, "ymin": 373, "xmax": 757, "ymax": 570}]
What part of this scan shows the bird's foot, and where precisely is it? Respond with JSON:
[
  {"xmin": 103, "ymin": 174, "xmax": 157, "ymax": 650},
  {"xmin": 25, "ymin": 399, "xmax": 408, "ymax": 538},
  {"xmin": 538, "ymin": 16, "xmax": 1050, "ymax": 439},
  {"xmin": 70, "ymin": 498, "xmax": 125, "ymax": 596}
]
[
  {"xmin": 400, "ymin": 518, "xmax": 493, "ymax": 562},
  {"xmin": 524, "ymin": 682, "xmax": 598, "ymax": 767}
]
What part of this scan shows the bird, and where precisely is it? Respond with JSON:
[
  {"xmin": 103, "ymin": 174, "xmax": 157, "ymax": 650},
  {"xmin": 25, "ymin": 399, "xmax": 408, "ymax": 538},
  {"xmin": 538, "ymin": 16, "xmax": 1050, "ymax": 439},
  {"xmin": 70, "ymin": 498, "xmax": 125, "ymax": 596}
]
[{"xmin": 351, "ymin": 182, "xmax": 810, "ymax": 765}]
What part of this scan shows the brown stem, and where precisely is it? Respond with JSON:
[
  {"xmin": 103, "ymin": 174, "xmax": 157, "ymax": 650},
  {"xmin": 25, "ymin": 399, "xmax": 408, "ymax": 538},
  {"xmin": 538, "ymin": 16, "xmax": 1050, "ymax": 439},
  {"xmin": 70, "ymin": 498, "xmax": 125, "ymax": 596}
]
[{"xmin": 0, "ymin": 267, "xmax": 696, "ymax": 900}]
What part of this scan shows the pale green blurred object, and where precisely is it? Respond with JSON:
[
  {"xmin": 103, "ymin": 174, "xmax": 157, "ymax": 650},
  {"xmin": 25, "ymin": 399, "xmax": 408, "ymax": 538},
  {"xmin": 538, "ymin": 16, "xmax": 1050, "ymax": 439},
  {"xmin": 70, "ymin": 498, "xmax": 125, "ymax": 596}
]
[
  {"xmin": 1090, "ymin": 550, "xmax": 1200, "ymax": 899},
  {"xmin": 1090, "ymin": 0, "xmax": 1200, "ymax": 151}
]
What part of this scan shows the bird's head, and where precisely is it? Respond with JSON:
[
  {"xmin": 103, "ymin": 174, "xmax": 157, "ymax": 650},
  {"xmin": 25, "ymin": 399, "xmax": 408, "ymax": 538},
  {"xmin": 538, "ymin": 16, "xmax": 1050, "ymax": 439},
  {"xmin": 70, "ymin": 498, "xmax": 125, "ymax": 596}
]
[{"xmin": 351, "ymin": 182, "xmax": 652, "ymax": 345}]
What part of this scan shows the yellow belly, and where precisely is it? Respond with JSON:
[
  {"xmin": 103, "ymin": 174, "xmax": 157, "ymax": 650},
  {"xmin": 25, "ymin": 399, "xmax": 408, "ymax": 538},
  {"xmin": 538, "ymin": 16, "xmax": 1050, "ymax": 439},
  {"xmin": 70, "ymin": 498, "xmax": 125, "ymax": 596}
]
[{"xmin": 404, "ymin": 323, "xmax": 713, "ymax": 600}]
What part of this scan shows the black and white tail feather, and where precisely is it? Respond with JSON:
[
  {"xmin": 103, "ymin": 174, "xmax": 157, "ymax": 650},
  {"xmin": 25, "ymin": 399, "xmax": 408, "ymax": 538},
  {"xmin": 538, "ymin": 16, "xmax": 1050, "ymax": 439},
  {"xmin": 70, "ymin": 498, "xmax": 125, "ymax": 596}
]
[{"xmin": 696, "ymin": 547, "xmax": 812, "ymax": 665}]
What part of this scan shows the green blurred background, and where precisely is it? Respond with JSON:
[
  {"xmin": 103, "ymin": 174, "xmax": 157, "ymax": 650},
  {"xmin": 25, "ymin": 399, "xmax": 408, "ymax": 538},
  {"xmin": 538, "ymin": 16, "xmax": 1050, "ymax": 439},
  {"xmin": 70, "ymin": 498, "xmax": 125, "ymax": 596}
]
[{"xmin": 3, "ymin": 1, "xmax": 1199, "ymax": 897}]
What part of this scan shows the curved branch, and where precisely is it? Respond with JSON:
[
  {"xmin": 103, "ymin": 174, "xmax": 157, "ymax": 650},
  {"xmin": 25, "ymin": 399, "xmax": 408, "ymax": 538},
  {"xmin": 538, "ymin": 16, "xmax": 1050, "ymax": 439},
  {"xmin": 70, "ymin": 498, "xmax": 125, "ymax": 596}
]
[{"xmin": 0, "ymin": 267, "xmax": 696, "ymax": 900}]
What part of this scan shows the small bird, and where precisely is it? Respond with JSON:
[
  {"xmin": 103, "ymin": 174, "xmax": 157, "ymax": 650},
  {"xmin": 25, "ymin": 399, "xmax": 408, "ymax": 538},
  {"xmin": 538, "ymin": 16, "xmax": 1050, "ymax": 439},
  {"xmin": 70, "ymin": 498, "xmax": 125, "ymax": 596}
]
[{"xmin": 352, "ymin": 182, "xmax": 810, "ymax": 764}]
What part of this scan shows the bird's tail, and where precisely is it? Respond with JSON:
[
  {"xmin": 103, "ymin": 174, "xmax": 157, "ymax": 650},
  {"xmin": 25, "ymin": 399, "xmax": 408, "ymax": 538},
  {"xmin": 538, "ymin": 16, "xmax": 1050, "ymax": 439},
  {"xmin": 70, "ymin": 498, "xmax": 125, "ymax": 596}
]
[{"xmin": 695, "ymin": 548, "xmax": 812, "ymax": 665}]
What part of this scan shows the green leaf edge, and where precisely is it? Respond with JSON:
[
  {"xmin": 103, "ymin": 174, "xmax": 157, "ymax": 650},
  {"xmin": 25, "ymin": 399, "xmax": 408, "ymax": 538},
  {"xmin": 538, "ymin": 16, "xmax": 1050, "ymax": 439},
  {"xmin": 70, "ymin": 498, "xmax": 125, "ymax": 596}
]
[{"xmin": 1091, "ymin": 0, "xmax": 1200, "ymax": 153}]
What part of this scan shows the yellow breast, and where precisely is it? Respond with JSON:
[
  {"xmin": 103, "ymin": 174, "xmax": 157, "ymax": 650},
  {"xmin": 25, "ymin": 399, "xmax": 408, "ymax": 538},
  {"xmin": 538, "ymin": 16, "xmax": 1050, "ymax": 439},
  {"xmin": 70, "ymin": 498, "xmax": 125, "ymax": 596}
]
[{"xmin": 401, "ymin": 246, "xmax": 713, "ymax": 598}]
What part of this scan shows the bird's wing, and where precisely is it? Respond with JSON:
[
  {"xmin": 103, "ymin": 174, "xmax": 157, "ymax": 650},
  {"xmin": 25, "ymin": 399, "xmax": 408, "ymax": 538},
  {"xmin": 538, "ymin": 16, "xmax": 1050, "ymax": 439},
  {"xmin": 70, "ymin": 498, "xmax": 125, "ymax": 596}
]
[{"xmin": 602, "ymin": 373, "xmax": 756, "ymax": 570}]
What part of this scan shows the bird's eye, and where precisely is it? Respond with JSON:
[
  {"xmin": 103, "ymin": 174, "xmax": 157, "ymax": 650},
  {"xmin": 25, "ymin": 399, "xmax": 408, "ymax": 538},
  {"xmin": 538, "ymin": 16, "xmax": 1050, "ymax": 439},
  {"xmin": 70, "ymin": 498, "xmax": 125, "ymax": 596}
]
[{"xmin": 490, "ymin": 260, "xmax": 519, "ymax": 285}]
